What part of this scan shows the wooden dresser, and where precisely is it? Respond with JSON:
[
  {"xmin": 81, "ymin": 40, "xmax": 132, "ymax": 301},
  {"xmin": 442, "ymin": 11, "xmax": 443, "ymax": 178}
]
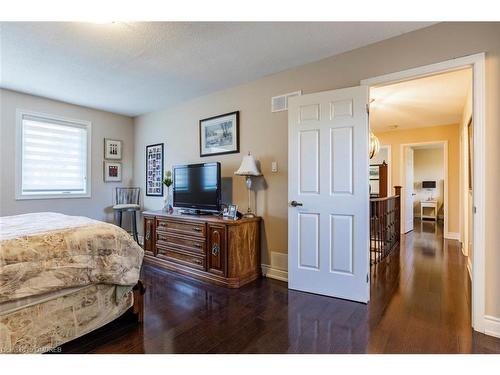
[{"xmin": 142, "ymin": 210, "xmax": 261, "ymax": 288}]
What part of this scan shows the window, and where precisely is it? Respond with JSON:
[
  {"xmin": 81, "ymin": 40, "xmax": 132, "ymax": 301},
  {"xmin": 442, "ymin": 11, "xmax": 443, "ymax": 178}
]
[{"xmin": 16, "ymin": 110, "xmax": 91, "ymax": 199}]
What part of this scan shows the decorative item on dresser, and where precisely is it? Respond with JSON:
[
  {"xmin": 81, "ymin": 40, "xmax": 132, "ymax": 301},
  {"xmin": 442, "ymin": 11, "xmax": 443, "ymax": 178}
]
[
  {"xmin": 162, "ymin": 170, "xmax": 173, "ymax": 213},
  {"xmin": 142, "ymin": 211, "xmax": 261, "ymax": 288},
  {"xmin": 234, "ymin": 152, "xmax": 262, "ymax": 218}
]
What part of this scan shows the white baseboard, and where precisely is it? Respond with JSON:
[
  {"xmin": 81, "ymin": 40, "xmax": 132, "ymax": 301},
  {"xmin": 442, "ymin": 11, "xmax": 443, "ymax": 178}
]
[
  {"xmin": 484, "ymin": 315, "xmax": 500, "ymax": 338},
  {"xmin": 261, "ymin": 264, "xmax": 288, "ymax": 282},
  {"xmin": 444, "ymin": 232, "xmax": 460, "ymax": 240}
]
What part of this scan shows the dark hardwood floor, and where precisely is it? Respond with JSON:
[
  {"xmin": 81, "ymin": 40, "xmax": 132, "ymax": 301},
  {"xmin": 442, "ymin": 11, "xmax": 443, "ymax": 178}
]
[{"xmin": 59, "ymin": 219, "xmax": 500, "ymax": 353}]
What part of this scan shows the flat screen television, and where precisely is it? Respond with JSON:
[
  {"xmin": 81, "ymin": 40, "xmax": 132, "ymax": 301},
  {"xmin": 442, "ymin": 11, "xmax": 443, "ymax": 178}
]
[
  {"xmin": 173, "ymin": 162, "xmax": 221, "ymax": 213},
  {"xmin": 422, "ymin": 180, "xmax": 436, "ymax": 189}
]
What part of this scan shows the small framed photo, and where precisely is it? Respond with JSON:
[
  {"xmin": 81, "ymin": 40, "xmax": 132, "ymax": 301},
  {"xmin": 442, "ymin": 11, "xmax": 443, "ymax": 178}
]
[
  {"xmin": 227, "ymin": 204, "xmax": 238, "ymax": 220},
  {"xmin": 104, "ymin": 161, "xmax": 122, "ymax": 182},
  {"xmin": 200, "ymin": 111, "xmax": 239, "ymax": 157},
  {"xmin": 104, "ymin": 138, "xmax": 122, "ymax": 160}
]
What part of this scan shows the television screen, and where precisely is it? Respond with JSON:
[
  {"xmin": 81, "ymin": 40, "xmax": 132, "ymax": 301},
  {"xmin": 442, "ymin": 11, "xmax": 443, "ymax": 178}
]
[
  {"xmin": 422, "ymin": 181, "xmax": 436, "ymax": 189},
  {"xmin": 173, "ymin": 162, "xmax": 221, "ymax": 212}
]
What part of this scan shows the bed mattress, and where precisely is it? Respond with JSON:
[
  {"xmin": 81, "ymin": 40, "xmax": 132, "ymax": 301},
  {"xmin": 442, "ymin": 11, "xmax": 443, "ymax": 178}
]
[{"xmin": 0, "ymin": 284, "xmax": 133, "ymax": 354}]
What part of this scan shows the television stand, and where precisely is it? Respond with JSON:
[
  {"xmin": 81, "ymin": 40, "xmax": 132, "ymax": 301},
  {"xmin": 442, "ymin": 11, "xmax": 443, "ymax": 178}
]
[{"xmin": 142, "ymin": 210, "xmax": 261, "ymax": 288}]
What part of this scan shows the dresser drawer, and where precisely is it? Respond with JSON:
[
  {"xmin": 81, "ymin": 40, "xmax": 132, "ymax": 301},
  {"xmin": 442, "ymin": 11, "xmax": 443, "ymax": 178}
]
[
  {"xmin": 156, "ymin": 232, "xmax": 205, "ymax": 255},
  {"xmin": 156, "ymin": 218, "xmax": 206, "ymax": 238},
  {"xmin": 156, "ymin": 244, "xmax": 206, "ymax": 270}
]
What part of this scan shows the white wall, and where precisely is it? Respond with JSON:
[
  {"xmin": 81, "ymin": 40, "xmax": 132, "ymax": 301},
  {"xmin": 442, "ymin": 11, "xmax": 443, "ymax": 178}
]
[
  {"xmin": 370, "ymin": 146, "xmax": 389, "ymax": 165},
  {"xmin": 0, "ymin": 89, "xmax": 134, "ymax": 222},
  {"xmin": 412, "ymin": 147, "xmax": 445, "ymax": 218}
]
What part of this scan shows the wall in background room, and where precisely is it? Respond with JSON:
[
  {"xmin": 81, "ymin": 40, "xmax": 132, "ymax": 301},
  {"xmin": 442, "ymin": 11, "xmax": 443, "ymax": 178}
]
[
  {"xmin": 0, "ymin": 89, "xmax": 134, "ymax": 222},
  {"xmin": 413, "ymin": 147, "xmax": 445, "ymax": 218}
]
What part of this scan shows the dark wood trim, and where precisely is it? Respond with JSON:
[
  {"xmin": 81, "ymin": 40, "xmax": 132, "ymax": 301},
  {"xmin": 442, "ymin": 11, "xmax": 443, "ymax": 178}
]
[
  {"xmin": 199, "ymin": 111, "xmax": 240, "ymax": 157},
  {"xmin": 131, "ymin": 280, "xmax": 145, "ymax": 323},
  {"xmin": 143, "ymin": 210, "xmax": 260, "ymax": 225},
  {"xmin": 144, "ymin": 255, "xmax": 261, "ymax": 288}
]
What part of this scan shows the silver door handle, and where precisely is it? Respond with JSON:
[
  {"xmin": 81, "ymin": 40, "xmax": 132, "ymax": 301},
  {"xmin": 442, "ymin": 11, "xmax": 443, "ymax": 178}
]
[{"xmin": 290, "ymin": 200, "xmax": 303, "ymax": 207}]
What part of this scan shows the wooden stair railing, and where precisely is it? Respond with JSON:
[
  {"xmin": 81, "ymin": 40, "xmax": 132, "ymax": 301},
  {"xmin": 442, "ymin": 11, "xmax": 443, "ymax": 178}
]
[{"xmin": 370, "ymin": 186, "xmax": 401, "ymax": 265}]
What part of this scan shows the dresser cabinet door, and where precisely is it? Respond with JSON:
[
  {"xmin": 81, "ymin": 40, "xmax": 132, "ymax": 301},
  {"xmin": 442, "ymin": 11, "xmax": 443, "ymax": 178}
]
[
  {"xmin": 143, "ymin": 216, "xmax": 156, "ymax": 256},
  {"xmin": 207, "ymin": 224, "xmax": 227, "ymax": 276}
]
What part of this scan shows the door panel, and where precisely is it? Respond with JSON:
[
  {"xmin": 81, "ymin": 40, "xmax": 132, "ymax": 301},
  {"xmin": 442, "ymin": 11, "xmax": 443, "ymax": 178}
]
[
  {"xmin": 288, "ymin": 86, "xmax": 370, "ymax": 303},
  {"xmin": 299, "ymin": 130, "xmax": 320, "ymax": 194},
  {"xmin": 330, "ymin": 127, "xmax": 353, "ymax": 195},
  {"xmin": 330, "ymin": 214, "xmax": 353, "ymax": 274},
  {"xmin": 298, "ymin": 213, "xmax": 320, "ymax": 270}
]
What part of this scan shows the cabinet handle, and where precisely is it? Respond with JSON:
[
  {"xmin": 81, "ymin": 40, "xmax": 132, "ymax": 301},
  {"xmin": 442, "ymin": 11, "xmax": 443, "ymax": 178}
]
[
  {"xmin": 192, "ymin": 226, "xmax": 202, "ymax": 232},
  {"xmin": 194, "ymin": 243, "xmax": 203, "ymax": 248},
  {"xmin": 145, "ymin": 229, "xmax": 151, "ymax": 241},
  {"xmin": 212, "ymin": 243, "xmax": 220, "ymax": 256},
  {"xmin": 193, "ymin": 258, "xmax": 202, "ymax": 265}
]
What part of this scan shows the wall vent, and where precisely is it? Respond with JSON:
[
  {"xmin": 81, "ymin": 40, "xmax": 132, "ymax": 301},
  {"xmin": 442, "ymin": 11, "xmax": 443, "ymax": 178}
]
[{"xmin": 271, "ymin": 90, "xmax": 302, "ymax": 112}]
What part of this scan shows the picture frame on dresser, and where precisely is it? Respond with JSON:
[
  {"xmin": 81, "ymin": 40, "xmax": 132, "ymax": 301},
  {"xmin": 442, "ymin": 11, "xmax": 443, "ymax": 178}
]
[{"xmin": 146, "ymin": 143, "xmax": 164, "ymax": 196}]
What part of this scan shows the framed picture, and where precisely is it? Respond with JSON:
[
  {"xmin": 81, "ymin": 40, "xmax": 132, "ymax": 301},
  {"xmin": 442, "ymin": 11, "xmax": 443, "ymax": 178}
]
[
  {"xmin": 227, "ymin": 204, "xmax": 238, "ymax": 220},
  {"xmin": 199, "ymin": 111, "xmax": 239, "ymax": 157},
  {"xmin": 146, "ymin": 143, "xmax": 164, "ymax": 196},
  {"xmin": 103, "ymin": 161, "xmax": 122, "ymax": 182},
  {"xmin": 369, "ymin": 165, "xmax": 380, "ymax": 180},
  {"xmin": 104, "ymin": 138, "xmax": 122, "ymax": 160}
]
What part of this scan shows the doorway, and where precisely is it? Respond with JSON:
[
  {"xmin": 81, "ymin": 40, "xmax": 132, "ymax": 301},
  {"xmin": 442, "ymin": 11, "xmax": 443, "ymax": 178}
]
[
  {"xmin": 401, "ymin": 141, "xmax": 447, "ymax": 235},
  {"xmin": 362, "ymin": 53, "xmax": 485, "ymax": 333}
]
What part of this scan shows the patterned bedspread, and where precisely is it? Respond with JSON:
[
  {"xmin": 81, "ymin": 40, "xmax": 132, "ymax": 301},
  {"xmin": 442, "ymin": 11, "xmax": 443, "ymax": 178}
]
[{"xmin": 0, "ymin": 212, "xmax": 144, "ymax": 303}]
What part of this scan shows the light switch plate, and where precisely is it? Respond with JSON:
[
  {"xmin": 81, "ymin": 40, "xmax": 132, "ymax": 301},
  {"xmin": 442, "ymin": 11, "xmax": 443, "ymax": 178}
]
[{"xmin": 271, "ymin": 161, "xmax": 278, "ymax": 172}]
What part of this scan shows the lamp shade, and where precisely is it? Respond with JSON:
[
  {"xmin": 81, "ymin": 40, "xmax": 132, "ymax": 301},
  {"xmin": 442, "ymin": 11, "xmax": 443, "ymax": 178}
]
[{"xmin": 235, "ymin": 153, "xmax": 262, "ymax": 176}]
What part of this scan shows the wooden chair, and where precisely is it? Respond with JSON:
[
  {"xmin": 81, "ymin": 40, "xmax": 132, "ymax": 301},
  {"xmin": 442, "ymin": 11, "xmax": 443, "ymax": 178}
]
[{"xmin": 113, "ymin": 187, "xmax": 140, "ymax": 243}]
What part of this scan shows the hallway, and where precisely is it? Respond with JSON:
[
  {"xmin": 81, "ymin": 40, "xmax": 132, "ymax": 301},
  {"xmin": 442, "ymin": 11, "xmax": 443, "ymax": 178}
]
[
  {"xmin": 368, "ymin": 219, "xmax": 492, "ymax": 352},
  {"xmin": 59, "ymin": 220, "xmax": 500, "ymax": 354}
]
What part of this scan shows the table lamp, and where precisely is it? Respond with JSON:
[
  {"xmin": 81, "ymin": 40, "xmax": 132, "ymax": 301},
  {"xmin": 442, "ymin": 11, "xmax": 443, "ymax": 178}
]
[{"xmin": 234, "ymin": 152, "xmax": 262, "ymax": 218}]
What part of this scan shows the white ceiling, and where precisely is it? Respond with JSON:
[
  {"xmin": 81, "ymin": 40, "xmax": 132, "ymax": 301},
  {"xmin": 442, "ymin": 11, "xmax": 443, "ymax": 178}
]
[
  {"xmin": 0, "ymin": 22, "xmax": 434, "ymax": 117},
  {"xmin": 370, "ymin": 68, "xmax": 472, "ymax": 132}
]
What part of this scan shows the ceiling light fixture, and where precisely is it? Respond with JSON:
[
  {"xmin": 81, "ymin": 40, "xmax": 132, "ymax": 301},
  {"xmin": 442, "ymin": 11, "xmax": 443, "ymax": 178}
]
[{"xmin": 369, "ymin": 131, "xmax": 380, "ymax": 159}]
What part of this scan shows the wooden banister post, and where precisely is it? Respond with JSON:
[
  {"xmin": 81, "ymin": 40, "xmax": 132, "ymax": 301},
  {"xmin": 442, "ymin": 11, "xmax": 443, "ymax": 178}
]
[
  {"xmin": 394, "ymin": 186, "xmax": 402, "ymax": 240},
  {"xmin": 394, "ymin": 186, "xmax": 402, "ymax": 197}
]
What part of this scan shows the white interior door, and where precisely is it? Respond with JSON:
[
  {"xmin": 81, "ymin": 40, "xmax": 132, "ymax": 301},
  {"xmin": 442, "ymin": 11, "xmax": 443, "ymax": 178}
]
[
  {"xmin": 288, "ymin": 86, "xmax": 370, "ymax": 303},
  {"xmin": 404, "ymin": 146, "xmax": 414, "ymax": 233}
]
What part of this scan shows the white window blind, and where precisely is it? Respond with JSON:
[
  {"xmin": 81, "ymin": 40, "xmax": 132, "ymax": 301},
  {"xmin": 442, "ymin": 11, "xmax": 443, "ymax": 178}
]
[{"xmin": 18, "ymin": 112, "xmax": 91, "ymax": 198}]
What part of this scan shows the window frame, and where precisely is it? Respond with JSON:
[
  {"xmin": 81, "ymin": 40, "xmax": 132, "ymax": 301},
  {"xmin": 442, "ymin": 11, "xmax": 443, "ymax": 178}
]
[{"xmin": 15, "ymin": 109, "xmax": 92, "ymax": 200}]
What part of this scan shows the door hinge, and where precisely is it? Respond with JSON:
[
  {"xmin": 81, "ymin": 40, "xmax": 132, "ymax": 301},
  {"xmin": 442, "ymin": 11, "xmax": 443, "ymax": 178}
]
[
  {"xmin": 366, "ymin": 273, "xmax": 369, "ymax": 283},
  {"xmin": 366, "ymin": 103, "xmax": 370, "ymax": 115},
  {"xmin": 473, "ymin": 206, "xmax": 477, "ymax": 214}
]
